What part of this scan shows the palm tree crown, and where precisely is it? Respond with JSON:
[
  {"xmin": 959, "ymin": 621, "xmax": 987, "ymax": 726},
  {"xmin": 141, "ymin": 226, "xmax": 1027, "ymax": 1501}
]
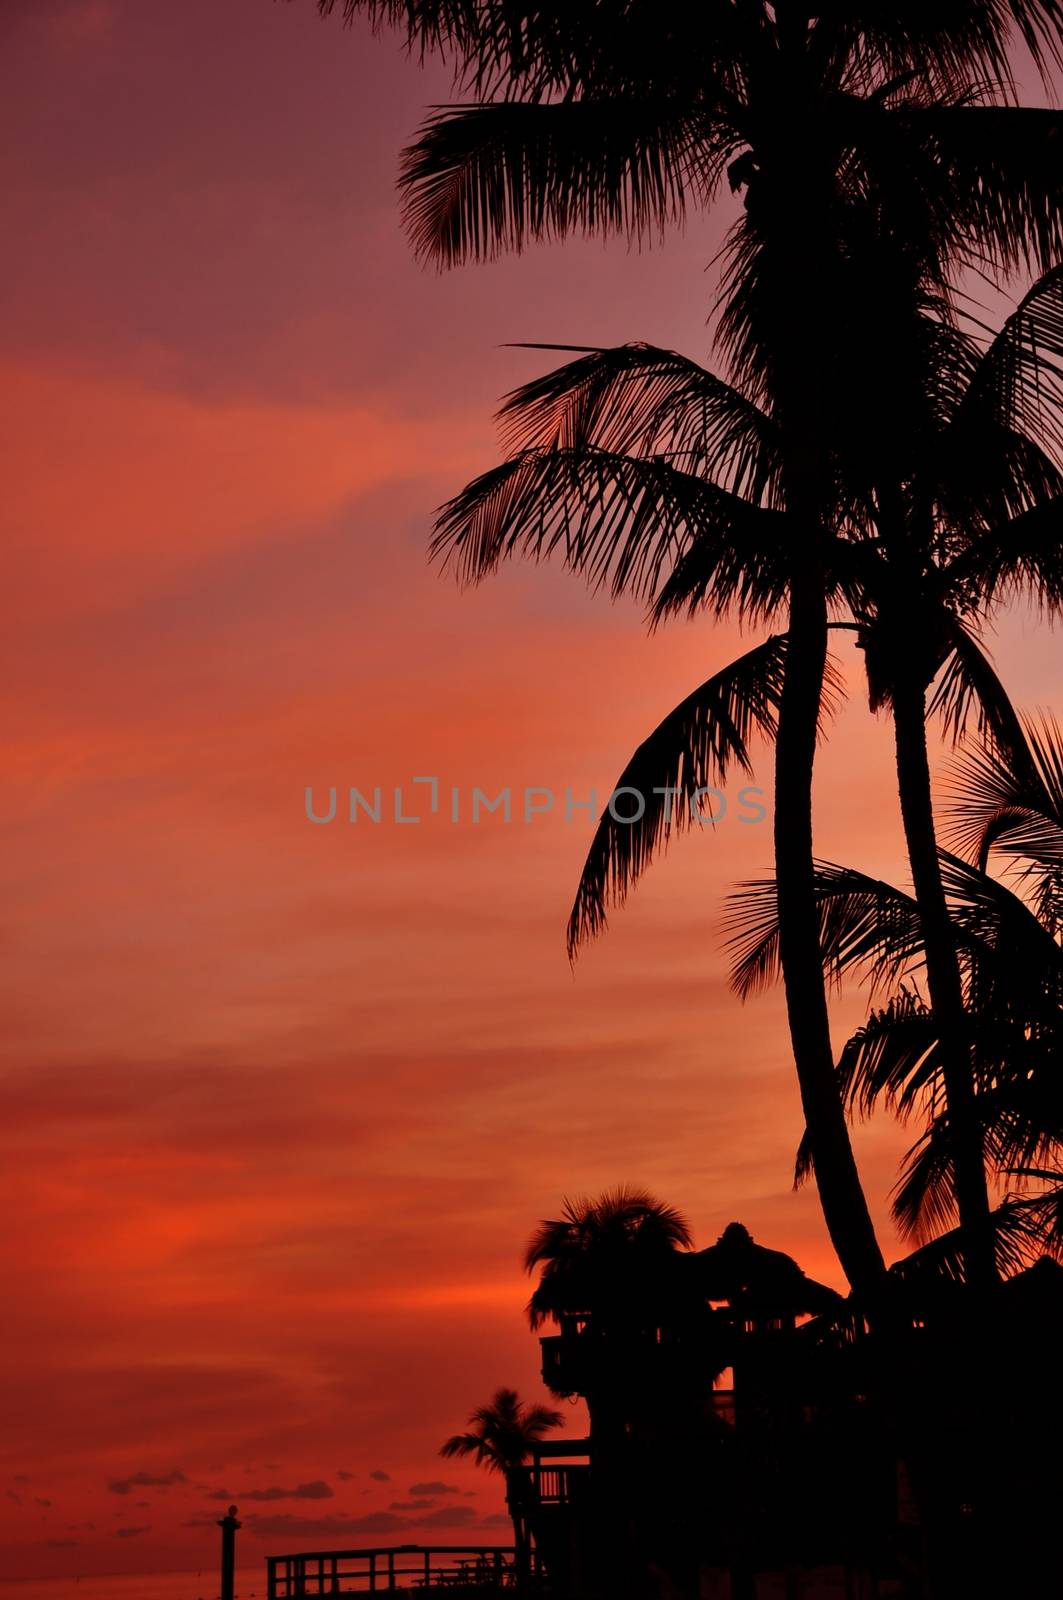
[
  {"xmin": 440, "ymin": 1386, "xmax": 564, "ymax": 1473},
  {"xmin": 524, "ymin": 1186, "xmax": 694, "ymax": 1330}
]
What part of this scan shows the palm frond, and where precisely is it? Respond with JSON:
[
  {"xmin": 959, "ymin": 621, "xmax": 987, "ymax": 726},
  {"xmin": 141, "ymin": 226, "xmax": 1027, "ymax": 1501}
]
[
  {"xmin": 496, "ymin": 343, "xmax": 782, "ymax": 503},
  {"xmin": 567, "ymin": 636, "xmax": 786, "ymax": 955},
  {"xmin": 725, "ymin": 863, "xmax": 927, "ymax": 1000},
  {"xmin": 525, "ymin": 1186, "xmax": 692, "ymax": 1271},
  {"xmin": 903, "ymin": 106, "xmax": 1063, "ymax": 275},
  {"xmin": 647, "ymin": 513, "xmax": 795, "ymax": 625},
  {"xmin": 937, "ymin": 848, "xmax": 1063, "ymax": 975},
  {"xmin": 951, "ymin": 264, "xmax": 1063, "ymax": 461},
  {"xmin": 948, "ymin": 714, "xmax": 1063, "ymax": 879},
  {"xmin": 430, "ymin": 445, "xmax": 793, "ymax": 606},
  {"xmin": 1002, "ymin": 1168, "xmax": 1063, "ymax": 1258},
  {"xmin": 835, "ymin": 991, "xmax": 940, "ymax": 1121},
  {"xmin": 926, "ymin": 619, "xmax": 1029, "ymax": 750},
  {"xmin": 895, "ymin": 1086, "xmax": 1063, "ymax": 1246},
  {"xmin": 814, "ymin": 3, "xmax": 1063, "ymax": 86},
  {"xmin": 439, "ymin": 1430, "xmax": 501, "ymax": 1469},
  {"xmin": 891, "ymin": 1117, "xmax": 958, "ymax": 1239},
  {"xmin": 400, "ymin": 100, "xmax": 718, "ymax": 264},
  {"xmin": 793, "ymin": 992, "xmax": 939, "ymax": 1188},
  {"xmin": 317, "ymin": 2, "xmax": 1063, "ymax": 100},
  {"xmin": 888, "ymin": 1194, "xmax": 1048, "ymax": 1283},
  {"xmin": 943, "ymin": 497, "xmax": 1063, "ymax": 609}
]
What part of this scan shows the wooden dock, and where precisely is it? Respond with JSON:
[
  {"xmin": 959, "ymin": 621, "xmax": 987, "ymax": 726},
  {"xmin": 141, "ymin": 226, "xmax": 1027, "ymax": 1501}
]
[{"xmin": 266, "ymin": 1543, "xmax": 540, "ymax": 1598}]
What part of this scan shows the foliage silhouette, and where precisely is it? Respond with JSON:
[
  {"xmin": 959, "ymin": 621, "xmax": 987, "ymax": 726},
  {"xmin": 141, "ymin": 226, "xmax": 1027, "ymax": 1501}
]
[{"xmin": 440, "ymin": 1386, "xmax": 562, "ymax": 1580}]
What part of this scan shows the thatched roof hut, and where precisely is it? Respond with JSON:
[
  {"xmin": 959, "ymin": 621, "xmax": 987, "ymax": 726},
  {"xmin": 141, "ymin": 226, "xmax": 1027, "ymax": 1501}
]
[{"xmin": 686, "ymin": 1222, "xmax": 844, "ymax": 1319}]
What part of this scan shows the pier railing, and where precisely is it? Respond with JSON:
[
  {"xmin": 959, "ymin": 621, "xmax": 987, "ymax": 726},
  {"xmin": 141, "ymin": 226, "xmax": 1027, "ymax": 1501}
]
[{"xmin": 266, "ymin": 1543, "xmax": 539, "ymax": 1598}]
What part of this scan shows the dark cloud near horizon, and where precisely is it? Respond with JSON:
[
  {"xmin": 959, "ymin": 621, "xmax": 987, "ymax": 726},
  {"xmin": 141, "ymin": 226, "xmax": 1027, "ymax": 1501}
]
[
  {"xmin": 109, "ymin": 1470, "xmax": 187, "ymax": 1495},
  {"xmin": 210, "ymin": 1480, "xmax": 333, "ymax": 1503},
  {"xmin": 115, "ymin": 1525, "xmax": 151, "ymax": 1538},
  {"xmin": 252, "ymin": 1481, "xmax": 333, "ymax": 1503},
  {"xmin": 208, "ymin": 1472, "xmax": 332, "ymax": 1497},
  {"xmin": 422, "ymin": 1507, "xmax": 477, "ymax": 1529},
  {"xmin": 336, "ymin": 1469, "xmax": 355, "ymax": 1480},
  {"xmin": 409, "ymin": 1481, "xmax": 460, "ymax": 1496},
  {"xmin": 369, "ymin": 1470, "xmax": 390, "ymax": 1482}
]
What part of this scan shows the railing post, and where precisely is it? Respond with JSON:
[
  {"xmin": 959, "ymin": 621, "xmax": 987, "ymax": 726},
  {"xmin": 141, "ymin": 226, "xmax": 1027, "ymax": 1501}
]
[{"xmin": 218, "ymin": 1505, "xmax": 240, "ymax": 1600}]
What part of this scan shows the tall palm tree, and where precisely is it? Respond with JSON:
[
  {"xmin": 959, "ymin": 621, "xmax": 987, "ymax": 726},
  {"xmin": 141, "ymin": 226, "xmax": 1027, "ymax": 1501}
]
[
  {"xmin": 714, "ymin": 264, "xmax": 1063, "ymax": 1287},
  {"xmin": 440, "ymin": 1386, "xmax": 563, "ymax": 1582},
  {"xmin": 831, "ymin": 265, "xmax": 1063, "ymax": 1288},
  {"xmin": 432, "ymin": 265, "xmax": 1063, "ymax": 1287},
  {"xmin": 309, "ymin": 0, "xmax": 1063, "ymax": 1298}
]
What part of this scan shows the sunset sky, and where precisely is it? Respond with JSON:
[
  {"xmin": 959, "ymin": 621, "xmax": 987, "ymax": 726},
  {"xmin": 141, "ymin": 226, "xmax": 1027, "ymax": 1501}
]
[{"xmin": 2, "ymin": 0, "xmax": 1060, "ymax": 1582}]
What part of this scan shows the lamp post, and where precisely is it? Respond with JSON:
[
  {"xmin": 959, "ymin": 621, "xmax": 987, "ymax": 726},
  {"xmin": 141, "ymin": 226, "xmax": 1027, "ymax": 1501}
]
[{"xmin": 218, "ymin": 1504, "xmax": 240, "ymax": 1600}]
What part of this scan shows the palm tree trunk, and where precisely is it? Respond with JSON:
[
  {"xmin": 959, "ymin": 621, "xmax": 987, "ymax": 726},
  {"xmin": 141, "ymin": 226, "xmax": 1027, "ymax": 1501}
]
[
  {"xmin": 757, "ymin": 97, "xmax": 887, "ymax": 1301},
  {"xmin": 890, "ymin": 669, "xmax": 997, "ymax": 1289},
  {"xmin": 774, "ymin": 561, "xmax": 887, "ymax": 1296},
  {"xmin": 505, "ymin": 1476, "xmax": 530, "ymax": 1592}
]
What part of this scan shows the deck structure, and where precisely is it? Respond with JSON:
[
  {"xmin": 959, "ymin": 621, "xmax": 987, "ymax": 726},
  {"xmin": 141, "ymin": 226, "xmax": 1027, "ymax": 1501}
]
[{"xmin": 266, "ymin": 1543, "xmax": 540, "ymax": 1598}]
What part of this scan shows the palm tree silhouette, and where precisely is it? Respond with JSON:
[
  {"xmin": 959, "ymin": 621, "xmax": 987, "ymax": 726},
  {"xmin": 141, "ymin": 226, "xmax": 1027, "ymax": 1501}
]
[
  {"xmin": 723, "ymin": 713, "xmax": 1063, "ymax": 1588},
  {"xmin": 524, "ymin": 1188, "xmax": 725, "ymax": 1447},
  {"xmin": 432, "ymin": 260, "xmax": 1063, "ymax": 1289},
  {"xmin": 329, "ymin": 0, "xmax": 1063, "ymax": 1298},
  {"xmin": 440, "ymin": 1387, "xmax": 563, "ymax": 1585},
  {"xmin": 723, "ymin": 716, "xmax": 1063, "ymax": 1276},
  {"xmin": 525, "ymin": 1186, "xmax": 693, "ymax": 1327},
  {"xmin": 951, "ymin": 710, "xmax": 1063, "ymax": 935},
  {"xmin": 832, "ymin": 268, "xmax": 1063, "ymax": 1288}
]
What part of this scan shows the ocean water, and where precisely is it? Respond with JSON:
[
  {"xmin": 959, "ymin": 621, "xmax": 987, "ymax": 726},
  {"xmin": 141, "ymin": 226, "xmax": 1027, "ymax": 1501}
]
[{"xmin": 0, "ymin": 1575, "xmax": 263, "ymax": 1600}]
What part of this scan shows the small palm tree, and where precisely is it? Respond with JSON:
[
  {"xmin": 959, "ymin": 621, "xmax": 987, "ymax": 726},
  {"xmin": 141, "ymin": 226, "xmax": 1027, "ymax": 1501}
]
[{"xmin": 440, "ymin": 1387, "xmax": 562, "ymax": 1583}]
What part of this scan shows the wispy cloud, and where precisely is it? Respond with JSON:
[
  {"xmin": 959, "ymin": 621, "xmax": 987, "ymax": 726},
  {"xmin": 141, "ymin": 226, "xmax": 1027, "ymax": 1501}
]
[{"xmin": 109, "ymin": 1472, "xmax": 186, "ymax": 1496}]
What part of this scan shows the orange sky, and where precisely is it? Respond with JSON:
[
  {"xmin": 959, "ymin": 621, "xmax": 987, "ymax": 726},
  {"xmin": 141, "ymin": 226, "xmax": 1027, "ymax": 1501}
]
[{"xmin": 2, "ymin": 0, "xmax": 1060, "ymax": 1582}]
